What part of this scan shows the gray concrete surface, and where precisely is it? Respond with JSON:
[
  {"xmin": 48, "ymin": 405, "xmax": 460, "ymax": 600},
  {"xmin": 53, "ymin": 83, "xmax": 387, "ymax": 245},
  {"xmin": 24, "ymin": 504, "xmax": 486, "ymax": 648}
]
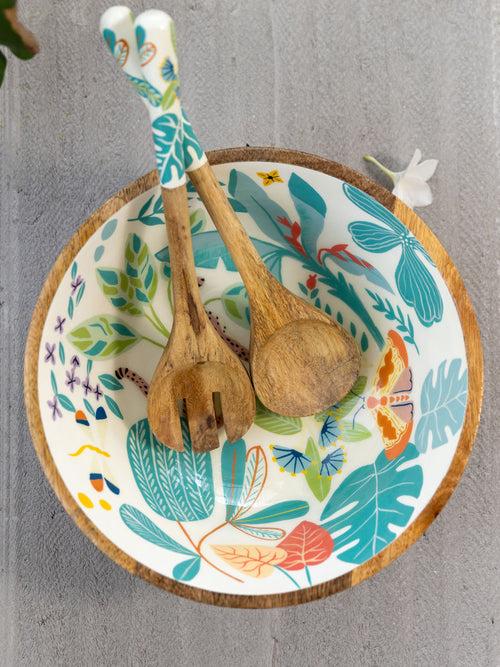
[{"xmin": 1, "ymin": 1, "xmax": 499, "ymax": 665}]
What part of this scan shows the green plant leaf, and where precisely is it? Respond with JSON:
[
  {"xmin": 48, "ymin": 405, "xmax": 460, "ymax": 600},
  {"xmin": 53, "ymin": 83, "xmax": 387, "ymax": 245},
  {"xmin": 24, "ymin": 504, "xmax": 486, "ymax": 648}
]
[
  {"xmin": 339, "ymin": 422, "xmax": 371, "ymax": 442},
  {"xmin": 221, "ymin": 283, "xmax": 250, "ymax": 328},
  {"xmin": 119, "ymin": 504, "xmax": 195, "ymax": 555},
  {"xmin": 254, "ymin": 398, "xmax": 302, "ymax": 435},
  {"xmin": 321, "ymin": 444, "xmax": 423, "ymax": 564},
  {"xmin": 161, "ymin": 80, "xmax": 178, "ymax": 110},
  {"xmin": 239, "ymin": 500, "xmax": 309, "ymax": 525},
  {"xmin": 304, "ymin": 437, "xmax": 331, "ymax": 502},
  {"xmin": 189, "ymin": 209, "xmax": 205, "ymax": 234},
  {"xmin": 96, "ymin": 268, "xmax": 143, "ymax": 316},
  {"xmin": 221, "ymin": 439, "xmax": 246, "ymax": 521},
  {"xmin": 67, "ymin": 315, "xmax": 140, "ymax": 359},
  {"xmin": 414, "ymin": 359, "xmax": 467, "ymax": 453},
  {"xmin": 127, "ymin": 418, "xmax": 214, "ymax": 522},
  {"xmin": 125, "ymin": 233, "xmax": 158, "ymax": 303},
  {"xmin": 229, "ymin": 523, "xmax": 284, "ymax": 540},
  {"xmin": 173, "ymin": 556, "xmax": 201, "ymax": 582}
]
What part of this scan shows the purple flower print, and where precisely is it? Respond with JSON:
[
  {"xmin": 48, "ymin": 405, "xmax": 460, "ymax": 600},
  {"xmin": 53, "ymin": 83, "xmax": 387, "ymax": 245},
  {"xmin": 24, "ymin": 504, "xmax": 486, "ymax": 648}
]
[
  {"xmin": 65, "ymin": 368, "xmax": 80, "ymax": 392},
  {"xmin": 71, "ymin": 275, "xmax": 84, "ymax": 295},
  {"xmin": 47, "ymin": 396, "xmax": 62, "ymax": 420},
  {"xmin": 82, "ymin": 376, "xmax": 93, "ymax": 396},
  {"xmin": 44, "ymin": 343, "xmax": 56, "ymax": 364},
  {"xmin": 54, "ymin": 316, "xmax": 66, "ymax": 334},
  {"xmin": 93, "ymin": 384, "xmax": 103, "ymax": 401},
  {"xmin": 70, "ymin": 355, "xmax": 80, "ymax": 368}
]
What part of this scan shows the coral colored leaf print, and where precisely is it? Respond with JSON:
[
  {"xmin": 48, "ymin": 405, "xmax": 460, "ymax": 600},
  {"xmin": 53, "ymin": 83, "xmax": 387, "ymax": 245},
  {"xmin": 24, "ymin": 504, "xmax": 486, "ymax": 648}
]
[
  {"xmin": 221, "ymin": 439, "xmax": 246, "ymax": 521},
  {"xmin": 127, "ymin": 418, "xmax": 214, "ymax": 522},
  {"xmin": 288, "ymin": 172, "xmax": 325, "ymax": 258},
  {"xmin": 254, "ymin": 398, "xmax": 302, "ymax": 435},
  {"xmin": 67, "ymin": 316, "xmax": 140, "ymax": 358},
  {"xmin": 211, "ymin": 545, "xmax": 287, "ymax": 578},
  {"xmin": 414, "ymin": 359, "xmax": 467, "ymax": 453},
  {"xmin": 277, "ymin": 521, "xmax": 334, "ymax": 571},
  {"xmin": 119, "ymin": 504, "xmax": 195, "ymax": 556},
  {"xmin": 320, "ymin": 444, "xmax": 423, "ymax": 565}
]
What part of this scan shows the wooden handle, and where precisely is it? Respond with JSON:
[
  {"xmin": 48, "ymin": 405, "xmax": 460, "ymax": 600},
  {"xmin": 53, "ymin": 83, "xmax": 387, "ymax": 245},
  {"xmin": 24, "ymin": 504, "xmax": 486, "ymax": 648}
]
[
  {"xmin": 188, "ymin": 162, "xmax": 275, "ymax": 292},
  {"xmin": 161, "ymin": 185, "xmax": 206, "ymax": 327}
]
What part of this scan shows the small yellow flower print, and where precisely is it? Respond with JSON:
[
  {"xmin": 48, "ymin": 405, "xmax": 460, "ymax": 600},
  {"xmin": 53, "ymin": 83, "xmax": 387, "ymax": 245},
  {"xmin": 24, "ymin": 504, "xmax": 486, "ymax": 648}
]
[{"xmin": 256, "ymin": 169, "xmax": 284, "ymax": 186}]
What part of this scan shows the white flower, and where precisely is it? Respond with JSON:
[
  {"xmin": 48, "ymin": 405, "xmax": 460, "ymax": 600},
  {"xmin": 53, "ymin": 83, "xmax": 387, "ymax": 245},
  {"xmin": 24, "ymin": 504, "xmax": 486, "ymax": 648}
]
[{"xmin": 363, "ymin": 149, "xmax": 438, "ymax": 209}]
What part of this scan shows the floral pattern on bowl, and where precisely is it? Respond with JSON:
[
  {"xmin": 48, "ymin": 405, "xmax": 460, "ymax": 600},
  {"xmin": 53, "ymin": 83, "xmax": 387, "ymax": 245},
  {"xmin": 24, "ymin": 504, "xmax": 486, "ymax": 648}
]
[{"xmin": 37, "ymin": 160, "xmax": 468, "ymax": 597}]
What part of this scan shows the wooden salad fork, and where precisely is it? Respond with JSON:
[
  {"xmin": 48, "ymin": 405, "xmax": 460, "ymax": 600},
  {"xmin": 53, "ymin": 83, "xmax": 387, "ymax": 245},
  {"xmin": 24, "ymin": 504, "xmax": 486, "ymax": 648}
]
[
  {"xmin": 100, "ymin": 7, "xmax": 255, "ymax": 451},
  {"xmin": 130, "ymin": 9, "xmax": 360, "ymax": 417}
]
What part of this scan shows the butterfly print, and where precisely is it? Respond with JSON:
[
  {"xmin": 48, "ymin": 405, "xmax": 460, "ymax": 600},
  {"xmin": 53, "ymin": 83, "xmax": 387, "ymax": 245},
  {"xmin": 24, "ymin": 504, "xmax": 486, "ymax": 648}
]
[{"xmin": 367, "ymin": 330, "xmax": 414, "ymax": 460}]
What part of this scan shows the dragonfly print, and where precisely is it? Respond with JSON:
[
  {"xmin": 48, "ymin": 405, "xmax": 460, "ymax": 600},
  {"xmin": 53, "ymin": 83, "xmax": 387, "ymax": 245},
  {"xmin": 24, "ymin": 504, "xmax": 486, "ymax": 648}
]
[{"xmin": 343, "ymin": 183, "xmax": 443, "ymax": 327}]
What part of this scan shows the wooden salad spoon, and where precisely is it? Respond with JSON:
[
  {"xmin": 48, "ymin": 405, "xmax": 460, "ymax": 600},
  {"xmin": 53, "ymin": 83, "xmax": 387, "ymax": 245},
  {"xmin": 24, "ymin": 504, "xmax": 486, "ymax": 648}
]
[
  {"xmin": 100, "ymin": 7, "xmax": 255, "ymax": 451},
  {"xmin": 131, "ymin": 10, "xmax": 360, "ymax": 416}
]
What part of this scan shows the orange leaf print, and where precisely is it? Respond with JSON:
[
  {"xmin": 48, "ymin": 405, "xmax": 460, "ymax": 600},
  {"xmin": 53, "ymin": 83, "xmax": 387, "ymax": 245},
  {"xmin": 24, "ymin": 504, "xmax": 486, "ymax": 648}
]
[
  {"xmin": 211, "ymin": 545, "xmax": 287, "ymax": 578},
  {"xmin": 277, "ymin": 521, "xmax": 333, "ymax": 571}
]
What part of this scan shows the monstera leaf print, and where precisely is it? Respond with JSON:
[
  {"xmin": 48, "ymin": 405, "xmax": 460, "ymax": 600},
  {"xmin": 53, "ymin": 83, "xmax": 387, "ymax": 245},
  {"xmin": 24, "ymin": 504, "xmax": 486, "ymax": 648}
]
[
  {"xmin": 181, "ymin": 109, "xmax": 205, "ymax": 170},
  {"xmin": 127, "ymin": 418, "xmax": 214, "ymax": 522},
  {"xmin": 67, "ymin": 316, "xmax": 140, "ymax": 358},
  {"xmin": 321, "ymin": 444, "xmax": 423, "ymax": 564},
  {"xmin": 151, "ymin": 113, "xmax": 184, "ymax": 186},
  {"xmin": 344, "ymin": 183, "xmax": 443, "ymax": 327},
  {"xmin": 414, "ymin": 359, "xmax": 468, "ymax": 453}
]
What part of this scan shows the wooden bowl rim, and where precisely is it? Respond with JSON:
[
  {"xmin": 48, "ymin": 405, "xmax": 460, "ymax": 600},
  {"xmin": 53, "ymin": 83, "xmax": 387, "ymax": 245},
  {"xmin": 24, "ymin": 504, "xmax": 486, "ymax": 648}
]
[{"xmin": 24, "ymin": 146, "xmax": 484, "ymax": 608}]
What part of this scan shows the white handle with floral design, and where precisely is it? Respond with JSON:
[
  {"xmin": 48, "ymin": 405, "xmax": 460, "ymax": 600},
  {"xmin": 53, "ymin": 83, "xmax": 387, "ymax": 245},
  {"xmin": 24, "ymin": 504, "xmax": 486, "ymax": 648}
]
[{"xmin": 100, "ymin": 6, "xmax": 206, "ymax": 188}]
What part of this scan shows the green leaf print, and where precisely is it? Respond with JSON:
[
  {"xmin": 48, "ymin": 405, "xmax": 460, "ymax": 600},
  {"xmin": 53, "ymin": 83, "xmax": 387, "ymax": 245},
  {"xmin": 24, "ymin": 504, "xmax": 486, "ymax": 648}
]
[{"xmin": 67, "ymin": 316, "xmax": 141, "ymax": 358}]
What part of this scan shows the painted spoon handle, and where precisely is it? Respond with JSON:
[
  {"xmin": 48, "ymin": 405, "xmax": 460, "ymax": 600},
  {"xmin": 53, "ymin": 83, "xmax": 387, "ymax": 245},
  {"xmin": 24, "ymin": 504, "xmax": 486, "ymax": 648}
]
[
  {"xmin": 133, "ymin": 10, "xmax": 276, "ymax": 288},
  {"xmin": 100, "ymin": 7, "xmax": 205, "ymax": 322}
]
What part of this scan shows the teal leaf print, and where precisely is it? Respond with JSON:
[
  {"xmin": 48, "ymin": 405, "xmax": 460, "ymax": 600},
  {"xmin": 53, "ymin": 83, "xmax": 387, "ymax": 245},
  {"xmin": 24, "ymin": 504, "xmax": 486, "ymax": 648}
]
[
  {"xmin": 321, "ymin": 444, "xmax": 423, "ymax": 564},
  {"xmin": 101, "ymin": 218, "xmax": 117, "ymax": 240},
  {"xmin": 414, "ymin": 359, "xmax": 467, "ymax": 453},
  {"xmin": 67, "ymin": 316, "xmax": 140, "ymax": 358},
  {"xmin": 288, "ymin": 172, "xmax": 325, "ymax": 258},
  {"xmin": 181, "ymin": 109, "xmax": 204, "ymax": 170},
  {"xmin": 304, "ymin": 437, "xmax": 331, "ymax": 502},
  {"xmin": 240, "ymin": 500, "xmax": 309, "ymax": 525},
  {"xmin": 254, "ymin": 398, "xmax": 302, "ymax": 435},
  {"xmin": 102, "ymin": 28, "xmax": 116, "ymax": 53},
  {"xmin": 98, "ymin": 373, "xmax": 123, "ymax": 391},
  {"xmin": 125, "ymin": 73, "xmax": 162, "ymax": 106},
  {"xmin": 58, "ymin": 342, "xmax": 65, "ymax": 364},
  {"xmin": 227, "ymin": 169, "xmax": 290, "ymax": 245},
  {"xmin": 129, "ymin": 193, "xmax": 164, "ymax": 226},
  {"xmin": 104, "ymin": 394, "xmax": 123, "ymax": 420},
  {"xmin": 155, "ymin": 231, "xmax": 287, "ymax": 280},
  {"xmin": 125, "ymin": 233, "xmax": 158, "ymax": 304},
  {"xmin": 135, "ymin": 25, "xmax": 145, "ymax": 50},
  {"xmin": 221, "ymin": 439, "xmax": 246, "ymax": 521},
  {"xmin": 366, "ymin": 290, "xmax": 419, "ymax": 353},
  {"xmin": 173, "ymin": 556, "xmax": 201, "ymax": 582},
  {"xmin": 76, "ymin": 282, "xmax": 85, "ymax": 306},
  {"xmin": 96, "ymin": 268, "xmax": 143, "ymax": 316},
  {"xmin": 50, "ymin": 370, "xmax": 57, "ymax": 394},
  {"xmin": 119, "ymin": 504, "xmax": 195, "ymax": 555},
  {"xmin": 229, "ymin": 524, "xmax": 285, "ymax": 540},
  {"xmin": 344, "ymin": 183, "xmax": 443, "ymax": 327},
  {"xmin": 151, "ymin": 113, "xmax": 184, "ymax": 186},
  {"xmin": 189, "ymin": 209, "xmax": 205, "ymax": 235},
  {"xmin": 57, "ymin": 394, "xmax": 75, "ymax": 413},
  {"xmin": 127, "ymin": 418, "xmax": 214, "ymax": 522},
  {"xmin": 67, "ymin": 296, "xmax": 74, "ymax": 319},
  {"xmin": 221, "ymin": 283, "xmax": 250, "ymax": 328},
  {"xmin": 83, "ymin": 398, "xmax": 96, "ymax": 418}
]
